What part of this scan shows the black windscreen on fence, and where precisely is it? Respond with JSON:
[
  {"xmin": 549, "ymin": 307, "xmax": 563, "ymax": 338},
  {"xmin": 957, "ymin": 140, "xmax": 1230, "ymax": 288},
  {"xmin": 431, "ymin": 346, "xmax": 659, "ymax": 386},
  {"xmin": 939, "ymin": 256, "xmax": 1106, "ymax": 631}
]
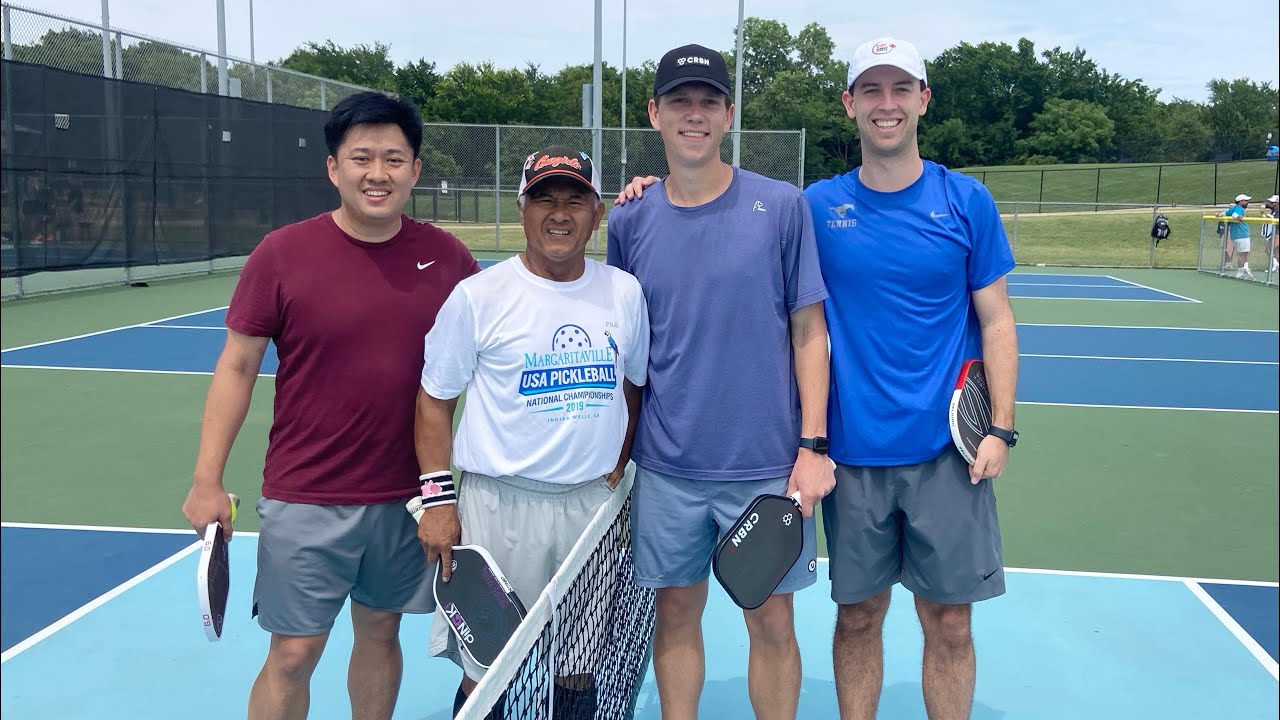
[{"xmin": 1, "ymin": 59, "xmax": 336, "ymax": 278}]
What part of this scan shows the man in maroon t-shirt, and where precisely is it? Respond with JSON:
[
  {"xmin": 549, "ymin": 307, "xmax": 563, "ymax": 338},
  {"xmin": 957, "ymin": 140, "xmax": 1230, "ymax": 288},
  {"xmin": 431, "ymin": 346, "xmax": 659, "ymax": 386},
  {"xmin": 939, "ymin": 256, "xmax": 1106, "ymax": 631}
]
[{"xmin": 181, "ymin": 91, "xmax": 479, "ymax": 719}]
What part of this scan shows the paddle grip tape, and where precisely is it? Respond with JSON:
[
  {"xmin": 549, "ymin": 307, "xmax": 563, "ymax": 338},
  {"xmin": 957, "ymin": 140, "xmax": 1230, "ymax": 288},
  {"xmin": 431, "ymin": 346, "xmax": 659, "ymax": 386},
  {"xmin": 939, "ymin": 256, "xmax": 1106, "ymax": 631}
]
[{"xmin": 419, "ymin": 471, "xmax": 457, "ymax": 507}]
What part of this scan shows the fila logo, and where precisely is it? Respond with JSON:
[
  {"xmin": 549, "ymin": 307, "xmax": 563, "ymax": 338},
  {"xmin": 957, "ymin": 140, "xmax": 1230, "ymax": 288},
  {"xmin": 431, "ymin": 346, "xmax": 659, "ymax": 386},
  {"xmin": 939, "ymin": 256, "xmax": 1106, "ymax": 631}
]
[
  {"xmin": 677, "ymin": 56, "xmax": 711, "ymax": 67},
  {"xmin": 752, "ymin": 201, "xmax": 766, "ymax": 213},
  {"xmin": 417, "ymin": 261, "xmax": 436, "ymax": 270}
]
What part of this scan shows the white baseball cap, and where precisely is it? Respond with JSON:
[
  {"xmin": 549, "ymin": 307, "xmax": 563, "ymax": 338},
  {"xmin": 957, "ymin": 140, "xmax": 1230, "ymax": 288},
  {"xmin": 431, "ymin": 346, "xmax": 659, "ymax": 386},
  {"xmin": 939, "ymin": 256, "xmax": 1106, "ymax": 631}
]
[
  {"xmin": 847, "ymin": 37, "xmax": 928, "ymax": 90},
  {"xmin": 1235, "ymin": 193, "xmax": 1252, "ymax": 203},
  {"xmin": 1268, "ymin": 194, "xmax": 1278, "ymax": 203}
]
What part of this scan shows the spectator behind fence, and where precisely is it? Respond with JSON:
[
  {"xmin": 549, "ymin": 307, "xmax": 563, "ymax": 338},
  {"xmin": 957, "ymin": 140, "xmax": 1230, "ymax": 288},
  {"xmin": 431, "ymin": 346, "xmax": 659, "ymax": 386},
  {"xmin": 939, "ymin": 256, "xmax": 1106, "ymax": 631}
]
[
  {"xmin": 1224, "ymin": 194, "xmax": 1254, "ymax": 280},
  {"xmin": 1262, "ymin": 194, "xmax": 1278, "ymax": 273}
]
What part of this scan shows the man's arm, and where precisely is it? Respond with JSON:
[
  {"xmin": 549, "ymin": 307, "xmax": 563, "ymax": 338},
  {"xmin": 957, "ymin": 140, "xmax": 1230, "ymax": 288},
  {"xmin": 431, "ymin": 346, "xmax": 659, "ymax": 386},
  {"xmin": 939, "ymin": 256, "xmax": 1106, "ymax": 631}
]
[
  {"xmin": 182, "ymin": 329, "xmax": 269, "ymax": 539},
  {"xmin": 605, "ymin": 380, "xmax": 643, "ymax": 488},
  {"xmin": 970, "ymin": 276, "xmax": 1019, "ymax": 483},
  {"xmin": 414, "ymin": 387, "xmax": 461, "ymax": 580},
  {"xmin": 787, "ymin": 302, "xmax": 834, "ymax": 517}
]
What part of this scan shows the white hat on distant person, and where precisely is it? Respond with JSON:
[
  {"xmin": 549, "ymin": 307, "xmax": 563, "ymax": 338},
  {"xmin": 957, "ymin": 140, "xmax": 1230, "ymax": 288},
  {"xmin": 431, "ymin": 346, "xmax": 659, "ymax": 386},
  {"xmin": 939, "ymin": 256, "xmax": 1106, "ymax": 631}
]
[
  {"xmin": 1234, "ymin": 193, "xmax": 1251, "ymax": 203},
  {"xmin": 1268, "ymin": 194, "xmax": 1279, "ymax": 203},
  {"xmin": 847, "ymin": 37, "xmax": 928, "ymax": 89}
]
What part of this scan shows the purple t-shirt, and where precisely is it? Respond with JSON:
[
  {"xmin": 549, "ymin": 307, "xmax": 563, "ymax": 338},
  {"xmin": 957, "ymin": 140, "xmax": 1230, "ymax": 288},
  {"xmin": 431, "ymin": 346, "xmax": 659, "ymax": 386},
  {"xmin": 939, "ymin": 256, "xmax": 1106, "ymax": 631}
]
[{"xmin": 607, "ymin": 169, "xmax": 827, "ymax": 481}]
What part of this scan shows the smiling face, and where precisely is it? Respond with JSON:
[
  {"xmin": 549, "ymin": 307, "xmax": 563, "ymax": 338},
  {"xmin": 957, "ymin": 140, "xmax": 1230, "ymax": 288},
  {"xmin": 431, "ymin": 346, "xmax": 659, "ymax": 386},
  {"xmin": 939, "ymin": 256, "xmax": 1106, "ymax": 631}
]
[
  {"xmin": 326, "ymin": 123, "xmax": 421, "ymax": 233},
  {"xmin": 843, "ymin": 64, "xmax": 931, "ymax": 161},
  {"xmin": 518, "ymin": 176, "xmax": 604, "ymax": 273},
  {"xmin": 649, "ymin": 82, "xmax": 734, "ymax": 171}
]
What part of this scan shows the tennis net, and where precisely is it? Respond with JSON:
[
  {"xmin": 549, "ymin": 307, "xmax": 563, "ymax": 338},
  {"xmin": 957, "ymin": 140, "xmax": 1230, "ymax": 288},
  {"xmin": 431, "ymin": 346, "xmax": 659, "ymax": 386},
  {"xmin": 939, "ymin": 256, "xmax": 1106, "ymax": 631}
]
[{"xmin": 458, "ymin": 468, "xmax": 656, "ymax": 719}]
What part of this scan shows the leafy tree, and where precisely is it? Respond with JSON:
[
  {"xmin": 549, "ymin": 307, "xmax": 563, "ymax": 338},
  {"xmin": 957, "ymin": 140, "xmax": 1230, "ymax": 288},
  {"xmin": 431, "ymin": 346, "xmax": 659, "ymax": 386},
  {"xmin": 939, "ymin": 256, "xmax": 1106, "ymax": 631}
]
[
  {"xmin": 1017, "ymin": 98, "xmax": 1115, "ymax": 162},
  {"xmin": 278, "ymin": 40, "xmax": 396, "ymax": 92},
  {"xmin": 1204, "ymin": 79, "xmax": 1280, "ymax": 158},
  {"xmin": 13, "ymin": 28, "xmax": 112, "ymax": 77}
]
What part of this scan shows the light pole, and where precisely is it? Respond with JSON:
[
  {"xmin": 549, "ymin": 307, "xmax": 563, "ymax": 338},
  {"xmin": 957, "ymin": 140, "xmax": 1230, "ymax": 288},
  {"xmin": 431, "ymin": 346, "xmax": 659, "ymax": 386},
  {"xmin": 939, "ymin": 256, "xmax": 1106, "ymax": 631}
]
[
  {"xmin": 620, "ymin": 0, "xmax": 627, "ymax": 190},
  {"xmin": 732, "ymin": 0, "xmax": 744, "ymax": 166}
]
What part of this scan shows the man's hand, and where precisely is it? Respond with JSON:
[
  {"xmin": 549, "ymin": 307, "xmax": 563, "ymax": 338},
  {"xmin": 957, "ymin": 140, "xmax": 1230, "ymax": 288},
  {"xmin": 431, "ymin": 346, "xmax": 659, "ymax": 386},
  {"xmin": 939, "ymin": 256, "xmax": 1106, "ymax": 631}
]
[
  {"xmin": 786, "ymin": 451, "xmax": 836, "ymax": 518},
  {"xmin": 603, "ymin": 464, "xmax": 626, "ymax": 489},
  {"xmin": 182, "ymin": 482, "xmax": 236, "ymax": 541},
  {"xmin": 418, "ymin": 505, "xmax": 461, "ymax": 581},
  {"xmin": 613, "ymin": 175, "xmax": 661, "ymax": 206},
  {"xmin": 968, "ymin": 434, "xmax": 1011, "ymax": 484}
]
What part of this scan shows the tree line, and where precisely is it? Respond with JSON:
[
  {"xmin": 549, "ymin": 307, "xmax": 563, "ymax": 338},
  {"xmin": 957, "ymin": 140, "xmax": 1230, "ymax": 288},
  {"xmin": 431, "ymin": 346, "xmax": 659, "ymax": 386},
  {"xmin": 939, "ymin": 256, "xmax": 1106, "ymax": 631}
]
[{"xmin": 12, "ymin": 19, "xmax": 1279, "ymax": 184}]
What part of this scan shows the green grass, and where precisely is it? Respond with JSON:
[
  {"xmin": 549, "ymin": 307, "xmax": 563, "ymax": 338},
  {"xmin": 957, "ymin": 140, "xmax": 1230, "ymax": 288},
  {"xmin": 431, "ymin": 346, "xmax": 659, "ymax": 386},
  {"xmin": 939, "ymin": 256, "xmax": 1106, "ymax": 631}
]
[{"xmin": 959, "ymin": 159, "xmax": 1278, "ymax": 207}]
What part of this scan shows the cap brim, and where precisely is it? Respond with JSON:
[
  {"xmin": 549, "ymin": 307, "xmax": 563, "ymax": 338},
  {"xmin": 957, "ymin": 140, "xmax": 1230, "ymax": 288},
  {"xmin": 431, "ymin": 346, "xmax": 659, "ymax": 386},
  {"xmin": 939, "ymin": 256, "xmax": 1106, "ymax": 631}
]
[
  {"xmin": 655, "ymin": 77, "xmax": 732, "ymax": 97},
  {"xmin": 849, "ymin": 59, "xmax": 927, "ymax": 89},
  {"xmin": 520, "ymin": 169, "xmax": 600, "ymax": 197}
]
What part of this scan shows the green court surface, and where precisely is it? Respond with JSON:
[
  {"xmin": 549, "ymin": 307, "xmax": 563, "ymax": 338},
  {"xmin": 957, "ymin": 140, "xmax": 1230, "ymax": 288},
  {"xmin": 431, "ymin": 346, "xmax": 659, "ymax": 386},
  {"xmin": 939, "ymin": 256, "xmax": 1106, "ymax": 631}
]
[{"xmin": 1, "ymin": 267, "xmax": 1277, "ymax": 585}]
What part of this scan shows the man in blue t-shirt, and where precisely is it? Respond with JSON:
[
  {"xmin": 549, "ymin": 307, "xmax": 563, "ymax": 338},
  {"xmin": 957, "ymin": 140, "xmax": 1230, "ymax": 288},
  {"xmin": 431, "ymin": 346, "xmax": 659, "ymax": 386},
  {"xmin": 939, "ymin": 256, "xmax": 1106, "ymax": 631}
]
[
  {"xmin": 608, "ymin": 43, "xmax": 833, "ymax": 720},
  {"xmin": 805, "ymin": 37, "xmax": 1020, "ymax": 719},
  {"xmin": 1223, "ymin": 194, "xmax": 1254, "ymax": 279}
]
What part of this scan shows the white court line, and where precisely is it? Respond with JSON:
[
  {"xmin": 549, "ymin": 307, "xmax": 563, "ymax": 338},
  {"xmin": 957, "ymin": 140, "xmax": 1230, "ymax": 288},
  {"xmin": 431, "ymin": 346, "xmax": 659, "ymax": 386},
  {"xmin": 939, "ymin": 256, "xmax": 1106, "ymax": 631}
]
[
  {"xmin": 1007, "ymin": 282, "xmax": 1135, "ymax": 288},
  {"xmin": 1184, "ymin": 580, "xmax": 1279, "ymax": 680},
  {"xmin": 1105, "ymin": 275, "xmax": 1202, "ymax": 303},
  {"xmin": 1022, "ymin": 353, "xmax": 1278, "ymax": 366},
  {"xmin": 1014, "ymin": 296, "xmax": 1196, "ymax": 303},
  {"xmin": 136, "ymin": 324, "xmax": 226, "ymax": 331},
  {"xmin": 0, "ymin": 306, "xmax": 230, "ymax": 353},
  {"xmin": 0, "ymin": 365, "xmax": 270, "ymax": 378},
  {"xmin": 1019, "ymin": 323, "xmax": 1277, "ymax": 333},
  {"xmin": 1018, "ymin": 400, "xmax": 1278, "ymax": 414},
  {"xmin": 0, "ymin": 540, "xmax": 202, "ymax": 664}
]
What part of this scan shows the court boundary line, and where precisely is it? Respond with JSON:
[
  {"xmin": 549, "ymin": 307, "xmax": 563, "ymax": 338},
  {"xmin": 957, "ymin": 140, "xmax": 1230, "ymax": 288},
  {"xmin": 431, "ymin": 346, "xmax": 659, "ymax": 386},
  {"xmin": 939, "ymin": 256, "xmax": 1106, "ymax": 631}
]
[
  {"xmin": 138, "ymin": 324, "xmax": 225, "ymax": 331},
  {"xmin": 1184, "ymin": 580, "xmax": 1279, "ymax": 680},
  {"xmin": 1105, "ymin": 275, "xmax": 1202, "ymax": 303},
  {"xmin": 0, "ymin": 540, "xmax": 203, "ymax": 664},
  {"xmin": 0, "ymin": 306, "xmax": 230, "ymax": 353},
  {"xmin": 1023, "ymin": 353, "xmax": 1277, "ymax": 366},
  {"xmin": 1019, "ymin": 323, "xmax": 1277, "ymax": 333},
  {"xmin": 1017, "ymin": 400, "xmax": 1278, "ymax": 414},
  {"xmin": 1007, "ymin": 282, "xmax": 1141, "ymax": 289},
  {"xmin": 1014, "ymin": 296, "xmax": 1195, "ymax": 303},
  {"xmin": 0, "ymin": 365, "xmax": 275, "ymax": 378}
]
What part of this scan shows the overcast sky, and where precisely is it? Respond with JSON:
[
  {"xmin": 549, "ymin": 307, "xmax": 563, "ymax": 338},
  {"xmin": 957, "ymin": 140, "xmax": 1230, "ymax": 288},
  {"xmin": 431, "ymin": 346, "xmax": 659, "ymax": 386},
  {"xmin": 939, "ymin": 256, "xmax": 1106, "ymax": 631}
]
[{"xmin": 14, "ymin": 0, "xmax": 1280, "ymax": 103}]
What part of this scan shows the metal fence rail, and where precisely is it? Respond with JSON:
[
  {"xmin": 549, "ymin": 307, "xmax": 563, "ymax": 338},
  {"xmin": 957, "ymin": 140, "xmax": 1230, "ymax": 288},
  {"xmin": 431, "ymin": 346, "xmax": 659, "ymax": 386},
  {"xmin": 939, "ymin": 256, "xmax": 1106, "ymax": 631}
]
[
  {"xmin": 1, "ymin": 2, "xmax": 374, "ymax": 110},
  {"xmin": 1195, "ymin": 215, "xmax": 1279, "ymax": 287}
]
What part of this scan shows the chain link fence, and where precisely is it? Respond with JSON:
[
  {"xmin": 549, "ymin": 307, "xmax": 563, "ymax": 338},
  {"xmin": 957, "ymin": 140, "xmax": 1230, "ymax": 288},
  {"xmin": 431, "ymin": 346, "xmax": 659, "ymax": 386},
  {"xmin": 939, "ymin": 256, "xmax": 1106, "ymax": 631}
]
[
  {"xmin": 408, "ymin": 124, "xmax": 804, "ymax": 255},
  {"xmin": 1, "ymin": 2, "xmax": 373, "ymax": 110},
  {"xmin": 1195, "ymin": 215, "xmax": 1279, "ymax": 287},
  {"xmin": 965, "ymin": 160, "xmax": 1279, "ymax": 208}
]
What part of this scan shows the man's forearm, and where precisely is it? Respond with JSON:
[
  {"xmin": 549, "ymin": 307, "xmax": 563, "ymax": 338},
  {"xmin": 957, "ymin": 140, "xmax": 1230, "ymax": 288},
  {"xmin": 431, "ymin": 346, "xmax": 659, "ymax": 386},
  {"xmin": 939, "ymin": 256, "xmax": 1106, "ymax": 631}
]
[
  {"xmin": 792, "ymin": 304, "xmax": 830, "ymax": 438},
  {"xmin": 415, "ymin": 387, "xmax": 457, "ymax": 473},
  {"xmin": 981, "ymin": 317, "xmax": 1019, "ymax": 429},
  {"xmin": 192, "ymin": 363, "xmax": 259, "ymax": 488},
  {"xmin": 614, "ymin": 380, "xmax": 643, "ymax": 470}
]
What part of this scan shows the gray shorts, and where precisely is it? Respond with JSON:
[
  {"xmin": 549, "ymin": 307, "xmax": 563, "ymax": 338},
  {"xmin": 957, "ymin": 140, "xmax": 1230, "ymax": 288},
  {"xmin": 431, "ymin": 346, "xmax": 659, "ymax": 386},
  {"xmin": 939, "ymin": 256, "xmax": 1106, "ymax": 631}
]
[
  {"xmin": 253, "ymin": 498, "xmax": 434, "ymax": 636},
  {"xmin": 823, "ymin": 448, "xmax": 1005, "ymax": 605},
  {"xmin": 632, "ymin": 464, "xmax": 818, "ymax": 594},
  {"xmin": 429, "ymin": 469, "xmax": 619, "ymax": 681}
]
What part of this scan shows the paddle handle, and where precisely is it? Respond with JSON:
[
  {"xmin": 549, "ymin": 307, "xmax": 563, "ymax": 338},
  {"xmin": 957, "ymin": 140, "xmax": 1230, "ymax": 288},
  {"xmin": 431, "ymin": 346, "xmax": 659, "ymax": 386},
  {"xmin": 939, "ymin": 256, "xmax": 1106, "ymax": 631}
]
[{"xmin": 789, "ymin": 490, "xmax": 802, "ymax": 508}]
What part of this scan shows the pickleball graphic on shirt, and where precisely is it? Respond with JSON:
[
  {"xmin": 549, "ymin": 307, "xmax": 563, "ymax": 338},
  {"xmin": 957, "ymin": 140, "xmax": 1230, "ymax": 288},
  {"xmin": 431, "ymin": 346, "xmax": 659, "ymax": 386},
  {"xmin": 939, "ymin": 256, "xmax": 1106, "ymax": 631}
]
[{"xmin": 519, "ymin": 323, "xmax": 619, "ymax": 399}]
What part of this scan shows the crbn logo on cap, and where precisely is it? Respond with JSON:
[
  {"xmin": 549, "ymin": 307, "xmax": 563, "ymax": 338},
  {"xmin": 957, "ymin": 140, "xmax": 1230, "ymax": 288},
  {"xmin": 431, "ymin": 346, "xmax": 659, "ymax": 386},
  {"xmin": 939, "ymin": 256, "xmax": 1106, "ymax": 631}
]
[
  {"xmin": 872, "ymin": 41, "xmax": 895, "ymax": 55},
  {"xmin": 677, "ymin": 56, "xmax": 710, "ymax": 67}
]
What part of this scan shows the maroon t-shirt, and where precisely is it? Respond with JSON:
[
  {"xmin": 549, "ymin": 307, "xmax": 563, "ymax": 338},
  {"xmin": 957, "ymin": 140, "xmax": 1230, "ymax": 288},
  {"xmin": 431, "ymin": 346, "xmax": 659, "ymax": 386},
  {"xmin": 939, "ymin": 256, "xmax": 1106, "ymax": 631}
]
[{"xmin": 226, "ymin": 212, "xmax": 480, "ymax": 504}]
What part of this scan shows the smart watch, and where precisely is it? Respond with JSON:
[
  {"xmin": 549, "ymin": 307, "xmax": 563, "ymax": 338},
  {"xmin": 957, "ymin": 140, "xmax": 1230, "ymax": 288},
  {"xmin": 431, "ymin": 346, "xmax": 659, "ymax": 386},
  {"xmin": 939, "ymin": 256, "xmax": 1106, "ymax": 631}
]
[
  {"xmin": 799, "ymin": 436, "xmax": 830, "ymax": 455},
  {"xmin": 987, "ymin": 426, "xmax": 1019, "ymax": 447}
]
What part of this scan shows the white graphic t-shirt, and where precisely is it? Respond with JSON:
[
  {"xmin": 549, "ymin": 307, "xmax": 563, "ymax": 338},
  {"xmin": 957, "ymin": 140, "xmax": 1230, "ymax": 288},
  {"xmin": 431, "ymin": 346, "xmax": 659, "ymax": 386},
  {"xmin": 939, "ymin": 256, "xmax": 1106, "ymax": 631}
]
[{"xmin": 420, "ymin": 257, "xmax": 649, "ymax": 484}]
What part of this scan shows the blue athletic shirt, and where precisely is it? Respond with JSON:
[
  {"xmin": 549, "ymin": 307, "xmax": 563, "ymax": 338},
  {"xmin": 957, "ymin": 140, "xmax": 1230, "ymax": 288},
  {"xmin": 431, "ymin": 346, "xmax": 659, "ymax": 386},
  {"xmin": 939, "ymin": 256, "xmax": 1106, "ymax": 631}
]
[
  {"xmin": 608, "ymin": 168, "xmax": 827, "ymax": 481},
  {"xmin": 1225, "ymin": 204, "xmax": 1249, "ymax": 240},
  {"xmin": 805, "ymin": 161, "xmax": 1014, "ymax": 466}
]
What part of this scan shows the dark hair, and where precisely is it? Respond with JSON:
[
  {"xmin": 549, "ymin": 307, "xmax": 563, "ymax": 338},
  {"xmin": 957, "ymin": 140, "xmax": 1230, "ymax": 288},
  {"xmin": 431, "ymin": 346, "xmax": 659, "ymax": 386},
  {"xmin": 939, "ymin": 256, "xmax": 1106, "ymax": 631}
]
[{"xmin": 323, "ymin": 91, "xmax": 423, "ymax": 159}]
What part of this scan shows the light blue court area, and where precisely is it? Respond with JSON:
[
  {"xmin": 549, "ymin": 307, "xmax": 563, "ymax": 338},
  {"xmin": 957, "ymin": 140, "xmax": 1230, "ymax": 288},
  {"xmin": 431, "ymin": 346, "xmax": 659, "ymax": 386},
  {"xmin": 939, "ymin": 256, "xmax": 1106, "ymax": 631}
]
[
  {"xmin": 1007, "ymin": 273, "xmax": 1196, "ymax": 302},
  {"xmin": 5, "ymin": 319, "xmax": 1275, "ymax": 412},
  {"xmin": 1, "ymin": 527, "xmax": 1276, "ymax": 719}
]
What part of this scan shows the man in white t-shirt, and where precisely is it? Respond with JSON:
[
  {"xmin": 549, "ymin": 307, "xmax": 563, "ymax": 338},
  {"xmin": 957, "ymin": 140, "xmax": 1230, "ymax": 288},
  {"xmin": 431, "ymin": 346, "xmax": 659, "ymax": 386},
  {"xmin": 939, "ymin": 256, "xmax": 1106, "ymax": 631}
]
[{"xmin": 413, "ymin": 145, "xmax": 650, "ymax": 718}]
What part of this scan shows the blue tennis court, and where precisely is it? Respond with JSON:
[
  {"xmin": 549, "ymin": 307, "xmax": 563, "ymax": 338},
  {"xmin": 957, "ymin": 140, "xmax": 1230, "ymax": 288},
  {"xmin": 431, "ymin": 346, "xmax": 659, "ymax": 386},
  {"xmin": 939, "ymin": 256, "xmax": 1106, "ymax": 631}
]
[{"xmin": 1, "ymin": 526, "xmax": 1275, "ymax": 719}]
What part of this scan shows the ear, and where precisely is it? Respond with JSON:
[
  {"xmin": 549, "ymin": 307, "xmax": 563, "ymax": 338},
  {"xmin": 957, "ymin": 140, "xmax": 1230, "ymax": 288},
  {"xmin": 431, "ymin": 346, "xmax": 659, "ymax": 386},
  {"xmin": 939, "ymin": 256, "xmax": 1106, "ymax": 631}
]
[
  {"xmin": 841, "ymin": 90, "xmax": 856, "ymax": 120},
  {"xmin": 591, "ymin": 199, "xmax": 606, "ymax": 231},
  {"xmin": 648, "ymin": 98, "xmax": 660, "ymax": 130},
  {"xmin": 724, "ymin": 102, "xmax": 735, "ymax": 131},
  {"xmin": 326, "ymin": 155, "xmax": 339, "ymax": 187},
  {"xmin": 919, "ymin": 86, "xmax": 932, "ymax": 116},
  {"xmin": 412, "ymin": 156, "xmax": 423, "ymax": 185}
]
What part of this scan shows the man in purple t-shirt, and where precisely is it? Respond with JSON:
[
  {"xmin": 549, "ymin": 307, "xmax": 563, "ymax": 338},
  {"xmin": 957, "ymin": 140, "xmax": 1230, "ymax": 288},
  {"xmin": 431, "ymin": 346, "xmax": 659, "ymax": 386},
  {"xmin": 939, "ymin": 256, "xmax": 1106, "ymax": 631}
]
[
  {"xmin": 181, "ymin": 92, "xmax": 479, "ymax": 719},
  {"xmin": 607, "ymin": 44, "xmax": 833, "ymax": 720}
]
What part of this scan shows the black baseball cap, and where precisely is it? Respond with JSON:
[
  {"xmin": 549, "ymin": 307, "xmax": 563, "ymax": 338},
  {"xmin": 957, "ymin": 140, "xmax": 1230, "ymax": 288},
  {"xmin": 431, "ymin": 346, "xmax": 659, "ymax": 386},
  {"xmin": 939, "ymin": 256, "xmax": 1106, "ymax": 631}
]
[
  {"xmin": 653, "ymin": 44, "xmax": 732, "ymax": 97},
  {"xmin": 518, "ymin": 145, "xmax": 601, "ymax": 198}
]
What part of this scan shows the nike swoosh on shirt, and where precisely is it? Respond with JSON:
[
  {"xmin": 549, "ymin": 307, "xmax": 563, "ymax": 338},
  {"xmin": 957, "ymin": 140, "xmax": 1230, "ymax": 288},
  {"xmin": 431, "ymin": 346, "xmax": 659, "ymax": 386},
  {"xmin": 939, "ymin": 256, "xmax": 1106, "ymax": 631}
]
[
  {"xmin": 930, "ymin": 211, "xmax": 951, "ymax": 219},
  {"xmin": 417, "ymin": 261, "xmax": 436, "ymax": 270}
]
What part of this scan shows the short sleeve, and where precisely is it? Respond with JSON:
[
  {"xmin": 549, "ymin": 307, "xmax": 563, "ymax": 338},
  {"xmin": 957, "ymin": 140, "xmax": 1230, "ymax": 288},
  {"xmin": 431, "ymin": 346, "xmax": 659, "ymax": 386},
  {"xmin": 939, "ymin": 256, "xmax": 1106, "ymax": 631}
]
[
  {"xmin": 225, "ymin": 236, "xmax": 281, "ymax": 337},
  {"xmin": 964, "ymin": 185, "xmax": 1016, "ymax": 291},
  {"xmin": 782, "ymin": 192, "xmax": 827, "ymax": 314},
  {"xmin": 624, "ymin": 279, "xmax": 649, "ymax": 387},
  {"xmin": 607, "ymin": 210, "xmax": 627, "ymax": 271},
  {"xmin": 420, "ymin": 285, "xmax": 478, "ymax": 400}
]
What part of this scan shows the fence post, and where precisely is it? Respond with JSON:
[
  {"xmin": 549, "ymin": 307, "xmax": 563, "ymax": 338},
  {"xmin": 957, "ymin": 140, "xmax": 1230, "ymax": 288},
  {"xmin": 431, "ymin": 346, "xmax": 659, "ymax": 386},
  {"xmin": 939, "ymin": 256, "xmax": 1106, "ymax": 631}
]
[
  {"xmin": 114, "ymin": 32, "xmax": 123, "ymax": 80},
  {"xmin": 320, "ymin": 81, "xmax": 327, "ymax": 111},
  {"xmin": 3, "ymin": 5, "xmax": 12, "ymax": 60},
  {"xmin": 1213, "ymin": 164, "xmax": 1218, "ymax": 205},
  {"xmin": 494, "ymin": 125, "xmax": 501, "ymax": 252},
  {"xmin": 797, "ymin": 128, "xmax": 806, "ymax": 188},
  {"xmin": 1038, "ymin": 171, "xmax": 1045, "ymax": 210},
  {"xmin": 1155, "ymin": 165, "xmax": 1163, "ymax": 205},
  {"xmin": 1149, "ymin": 205, "xmax": 1159, "ymax": 268},
  {"xmin": 200, "ymin": 52, "xmax": 207, "ymax": 93},
  {"xmin": 1012, "ymin": 204, "xmax": 1020, "ymax": 260},
  {"xmin": 266, "ymin": 67, "xmax": 272, "ymax": 103},
  {"xmin": 1094, "ymin": 168, "xmax": 1101, "ymax": 212}
]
